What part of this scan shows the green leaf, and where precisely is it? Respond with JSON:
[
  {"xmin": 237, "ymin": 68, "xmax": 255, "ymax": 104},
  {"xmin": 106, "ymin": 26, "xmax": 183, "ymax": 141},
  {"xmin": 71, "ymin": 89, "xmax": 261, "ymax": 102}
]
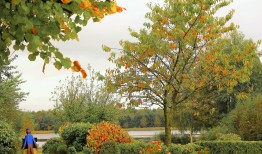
[
  {"xmin": 13, "ymin": 44, "xmax": 20, "ymax": 51},
  {"xmin": 44, "ymin": 57, "xmax": 50, "ymax": 64},
  {"xmin": 61, "ymin": 58, "xmax": 72, "ymax": 69},
  {"xmin": 5, "ymin": 3, "xmax": 10, "ymax": 9},
  {"xmin": 21, "ymin": 3, "xmax": 30, "ymax": 15},
  {"xmin": 40, "ymin": 52, "xmax": 46, "ymax": 59},
  {"xmin": 54, "ymin": 61, "xmax": 62, "ymax": 70},
  {"xmin": 102, "ymin": 45, "xmax": 111, "ymax": 52},
  {"xmin": 54, "ymin": 51, "xmax": 63, "ymax": 59},
  {"xmin": 28, "ymin": 54, "xmax": 37, "ymax": 61}
]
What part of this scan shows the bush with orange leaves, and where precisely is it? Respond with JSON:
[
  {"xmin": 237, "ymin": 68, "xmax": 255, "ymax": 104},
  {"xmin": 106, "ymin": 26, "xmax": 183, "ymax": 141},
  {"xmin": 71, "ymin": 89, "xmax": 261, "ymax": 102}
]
[
  {"xmin": 139, "ymin": 140, "xmax": 166, "ymax": 154},
  {"xmin": 86, "ymin": 121, "xmax": 133, "ymax": 153}
]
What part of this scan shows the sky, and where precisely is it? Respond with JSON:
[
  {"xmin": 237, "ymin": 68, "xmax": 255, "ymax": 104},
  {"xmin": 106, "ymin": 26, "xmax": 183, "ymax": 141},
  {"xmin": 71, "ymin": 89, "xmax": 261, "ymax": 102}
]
[{"xmin": 13, "ymin": 0, "xmax": 262, "ymax": 111}]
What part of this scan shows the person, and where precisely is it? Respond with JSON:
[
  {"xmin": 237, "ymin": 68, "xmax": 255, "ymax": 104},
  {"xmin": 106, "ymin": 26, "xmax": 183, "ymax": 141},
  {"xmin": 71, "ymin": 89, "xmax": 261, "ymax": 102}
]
[{"xmin": 23, "ymin": 128, "xmax": 37, "ymax": 154}]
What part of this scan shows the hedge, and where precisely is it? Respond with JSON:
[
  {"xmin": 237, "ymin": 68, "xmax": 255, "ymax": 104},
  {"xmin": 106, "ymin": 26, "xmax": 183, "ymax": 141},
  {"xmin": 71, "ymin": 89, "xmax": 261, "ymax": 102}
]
[{"xmin": 197, "ymin": 141, "xmax": 262, "ymax": 154}]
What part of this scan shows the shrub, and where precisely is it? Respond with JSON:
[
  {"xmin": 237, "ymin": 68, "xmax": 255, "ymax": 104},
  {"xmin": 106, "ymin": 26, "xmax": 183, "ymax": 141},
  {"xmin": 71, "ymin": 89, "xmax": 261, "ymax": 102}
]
[
  {"xmin": 42, "ymin": 137, "xmax": 65, "ymax": 154},
  {"xmin": 197, "ymin": 141, "xmax": 262, "ymax": 154},
  {"xmin": 217, "ymin": 133, "xmax": 241, "ymax": 141},
  {"xmin": 82, "ymin": 146, "xmax": 92, "ymax": 154},
  {"xmin": 139, "ymin": 140, "xmax": 166, "ymax": 154},
  {"xmin": 118, "ymin": 142, "xmax": 143, "ymax": 154},
  {"xmin": 60, "ymin": 122, "xmax": 92, "ymax": 151},
  {"xmin": 100, "ymin": 140, "xmax": 120, "ymax": 154},
  {"xmin": 199, "ymin": 126, "xmax": 229, "ymax": 141},
  {"xmin": 87, "ymin": 121, "xmax": 133, "ymax": 153},
  {"xmin": 118, "ymin": 140, "xmax": 166, "ymax": 154},
  {"xmin": 0, "ymin": 121, "xmax": 17, "ymax": 154},
  {"xmin": 226, "ymin": 95, "xmax": 262, "ymax": 140},
  {"xmin": 57, "ymin": 144, "xmax": 68, "ymax": 154},
  {"xmin": 168, "ymin": 143, "xmax": 206, "ymax": 154},
  {"xmin": 154, "ymin": 132, "xmax": 190, "ymax": 144},
  {"xmin": 68, "ymin": 146, "xmax": 77, "ymax": 154},
  {"xmin": 172, "ymin": 134, "xmax": 191, "ymax": 144},
  {"xmin": 201, "ymin": 95, "xmax": 262, "ymax": 141}
]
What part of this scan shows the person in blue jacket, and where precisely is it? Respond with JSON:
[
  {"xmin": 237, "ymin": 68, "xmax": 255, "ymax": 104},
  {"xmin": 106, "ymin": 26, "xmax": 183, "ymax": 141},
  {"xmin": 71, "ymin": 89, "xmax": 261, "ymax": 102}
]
[{"xmin": 23, "ymin": 128, "xmax": 37, "ymax": 154}]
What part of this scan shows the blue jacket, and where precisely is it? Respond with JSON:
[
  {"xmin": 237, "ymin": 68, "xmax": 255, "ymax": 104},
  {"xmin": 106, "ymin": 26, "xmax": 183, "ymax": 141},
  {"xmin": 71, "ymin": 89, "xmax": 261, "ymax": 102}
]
[{"xmin": 23, "ymin": 134, "xmax": 37, "ymax": 148}]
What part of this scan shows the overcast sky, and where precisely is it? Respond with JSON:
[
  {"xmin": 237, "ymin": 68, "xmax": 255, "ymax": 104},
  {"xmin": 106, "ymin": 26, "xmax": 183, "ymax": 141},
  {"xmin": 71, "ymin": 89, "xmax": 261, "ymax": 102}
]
[{"xmin": 13, "ymin": 0, "xmax": 262, "ymax": 111}]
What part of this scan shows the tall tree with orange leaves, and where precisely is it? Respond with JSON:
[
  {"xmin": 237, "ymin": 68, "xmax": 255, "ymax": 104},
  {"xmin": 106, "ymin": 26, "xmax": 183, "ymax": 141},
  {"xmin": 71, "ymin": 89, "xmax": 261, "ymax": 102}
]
[
  {"xmin": 0, "ymin": 0, "xmax": 124, "ymax": 75},
  {"xmin": 104, "ymin": 0, "xmax": 259, "ymax": 145}
]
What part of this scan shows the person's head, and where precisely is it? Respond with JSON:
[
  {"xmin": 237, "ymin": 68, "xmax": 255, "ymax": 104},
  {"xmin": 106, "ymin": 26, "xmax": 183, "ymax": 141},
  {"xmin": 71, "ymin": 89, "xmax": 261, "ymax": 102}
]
[{"xmin": 26, "ymin": 128, "xmax": 31, "ymax": 134}]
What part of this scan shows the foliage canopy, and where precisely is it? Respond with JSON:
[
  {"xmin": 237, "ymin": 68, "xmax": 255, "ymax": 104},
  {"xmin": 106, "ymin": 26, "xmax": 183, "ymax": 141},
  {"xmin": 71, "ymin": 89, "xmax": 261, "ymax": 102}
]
[
  {"xmin": 0, "ymin": 0, "xmax": 124, "ymax": 73},
  {"xmin": 104, "ymin": 0, "xmax": 259, "ymax": 145}
]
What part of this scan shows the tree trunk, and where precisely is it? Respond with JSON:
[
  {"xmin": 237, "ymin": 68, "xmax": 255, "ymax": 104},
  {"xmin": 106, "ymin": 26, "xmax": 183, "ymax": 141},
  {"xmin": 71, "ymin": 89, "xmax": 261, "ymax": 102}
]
[
  {"xmin": 164, "ymin": 105, "xmax": 172, "ymax": 146},
  {"xmin": 189, "ymin": 126, "xmax": 193, "ymax": 143}
]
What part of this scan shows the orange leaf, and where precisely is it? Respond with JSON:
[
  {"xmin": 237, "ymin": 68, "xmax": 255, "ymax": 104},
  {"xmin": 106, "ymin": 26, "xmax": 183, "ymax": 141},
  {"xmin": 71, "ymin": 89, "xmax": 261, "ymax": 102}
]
[
  {"xmin": 169, "ymin": 42, "xmax": 175, "ymax": 49},
  {"xmin": 79, "ymin": 0, "xmax": 92, "ymax": 10},
  {"xmin": 137, "ymin": 83, "xmax": 145, "ymax": 88},
  {"xmin": 200, "ymin": 16, "xmax": 206, "ymax": 22},
  {"xmin": 71, "ymin": 61, "xmax": 82, "ymax": 72},
  {"xmin": 74, "ymin": 61, "xmax": 81, "ymax": 68},
  {"xmin": 116, "ymin": 6, "xmax": 123, "ymax": 12},
  {"xmin": 125, "ymin": 63, "xmax": 129, "ymax": 69},
  {"xmin": 61, "ymin": 0, "xmax": 71, "ymax": 4},
  {"xmin": 80, "ymin": 69, "xmax": 87, "ymax": 78},
  {"xmin": 149, "ymin": 49, "xmax": 154, "ymax": 56},
  {"xmin": 71, "ymin": 66, "xmax": 81, "ymax": 72},
  {"xmin": 31, "ymin": 27, "xmax": 37, "ymax": 35}
]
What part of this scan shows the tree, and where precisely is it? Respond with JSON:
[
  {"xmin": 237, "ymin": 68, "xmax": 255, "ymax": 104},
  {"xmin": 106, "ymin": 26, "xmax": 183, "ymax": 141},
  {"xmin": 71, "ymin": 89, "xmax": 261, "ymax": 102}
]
[
  {"xmin": 204, "ymin": 94, "xmax": 262, "ymax": 141},
  {"xmin": 32, "ymin": 110, "xmax": 56, "ymax": 130},
  {"xmin": 153, "ymin": 115, "xmax": 162, "ymax": 127},
  {"xmin": 140, "ymin": 116, "xmax": 147, "ymax": 128},
  {"xmin": 0, "ymin": 0, "xmax": 124, "ymax": 72},
  {"xmin": 20, "ymin": 112, "xmax": 35, "ymax": 135},
  {"xmin": 51, "ymin": 65, "xmax": 122, "ymax": 130},
  {"xmin": 173, "ymin": 31, "xmax": 262, "ymax": 142},
  {"xmin": 104, "ymin": 0, "xmax": 258, "ymax": 145},
  {"xmin": 0, "ymin": 56, "xmax": 28, "ymax": 126},
  {"xmin": 213, "ymin": 31, "xmax": 262, "ymax": 115}
]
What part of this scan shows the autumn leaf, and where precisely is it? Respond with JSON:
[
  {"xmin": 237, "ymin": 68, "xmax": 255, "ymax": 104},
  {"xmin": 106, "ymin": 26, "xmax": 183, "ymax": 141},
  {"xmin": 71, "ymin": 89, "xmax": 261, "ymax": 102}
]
[
  {"xmin": 71, "ymin": 60, "xmax": 81, "ymax": 72},
  {"xmin": 102, "ymin": 45, "xmax": 111, "ymax": 52},
  {"xmin": 137, "ymin": 83, "xmax": 145, "ymax": 88},
  {"xmin": 169, "ymin": 42, "xmax": 175, "ymax": 49},
  {"xmin": 80, "ymin": 69, "xmax": 87, "ymax": 78},
  {"xmin": 61, "ymin": 0, "xmax": 71, "ymax": 4},
  {"xmin": 116, "ymin": 6, "xmax": 124, "ymax": 12},
  {"xmin": 125, "ymin": 62, "xmax": 128, "ymax": 69},
  {"xmin": 79, "ymin": 0, "xmax": 92, "ymax": 10},
  {"xmin": 31, "ymin": 27, "xmax": 37, "ymax": 35}
]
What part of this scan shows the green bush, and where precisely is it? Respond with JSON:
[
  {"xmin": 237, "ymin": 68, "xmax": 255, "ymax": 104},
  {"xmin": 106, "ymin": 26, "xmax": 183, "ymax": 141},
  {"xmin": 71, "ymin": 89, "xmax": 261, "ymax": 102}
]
[
  {"xmin": 155, "ymin": 132, "xmax": 190, "ymax": 144},
  {"xmin": 57, "ymin": 144, "xmax": 68, "ymax": 154},
  {"xmin": 199, "ymin": 126, "xmax": 230, "ymax": 141},
  {"xmin": 68, "ymin": 146, "xmax": 77, "ymax": 154},
  {"xmin": 60, "ymin": 122, "xmax": 92, "ymax": 152},
  {"xmin": 100, "ymin": 140, "xmax": 120, "ymax": 154},
  {"xmin": 197, "ymin": 141, "xmax": 262, "ymax": 154},
  {"xmin": 42, "ymin": 137, "xmax": 65, "ymax": 154},
  {"xmin": 201, "ymin": 95, "xmax": 262, "ymax": 141},
  {"xmin": 118, "ymin": 142, "xmax": 143, "ymax": 154},
  {"xmin": 0, "ymin": 121, "xmax": 17, "ymax": 154},
  {"xmin": 168, "ymin": 143, "xmax": 206, "ymax": 154},
  {"xmin": 217, "ymin": 133, "xmax": 241, "ymax": 141},
  {"xmin": 82, "ymin": 146, "xmax": 92, "ymax": 154},
  {"xmin": 118, "ymin": 141, "xmax": 167, "ymax": 154}
]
